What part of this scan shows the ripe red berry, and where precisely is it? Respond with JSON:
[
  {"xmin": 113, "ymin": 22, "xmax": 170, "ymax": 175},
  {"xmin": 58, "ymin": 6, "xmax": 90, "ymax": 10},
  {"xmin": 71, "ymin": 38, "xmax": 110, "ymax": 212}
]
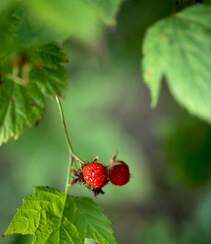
[
  {"xmin": 82, "ymin": 162, "xmax": 108, "ymax": 188},
  {"xmin": 108, "ymin": 160, "xmax": 130, "ymax": 186}
]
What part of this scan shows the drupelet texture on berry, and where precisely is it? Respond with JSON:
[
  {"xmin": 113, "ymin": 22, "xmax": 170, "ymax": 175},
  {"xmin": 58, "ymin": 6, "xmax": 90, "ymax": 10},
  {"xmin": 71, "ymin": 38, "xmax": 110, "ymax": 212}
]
[{"xmin": 82, "ymin": 162, "xmax": 108, "ymax": 188}]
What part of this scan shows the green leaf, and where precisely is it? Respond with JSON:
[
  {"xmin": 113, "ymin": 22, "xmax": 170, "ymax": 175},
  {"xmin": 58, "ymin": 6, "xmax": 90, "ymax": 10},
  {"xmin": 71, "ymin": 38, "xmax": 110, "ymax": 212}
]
[
  {"xmin": 24, "ymin": 0, "xmax": 122, "ymax": 41},
  {"xmin": 0, "ymin": 44, "xmax": 67, "ymax": 145},
  {"xmin": 14, "ymin": 7, "xmax": 65, "ymax": 48},
  {"xmin": 0, "ymin": 7, "xmax": 18, "ymax": 59},
  {"xmin": 142, "ymin": 5, "xmax": 211, "ymax": 123},
  {"xmin": 0, "ymin": 5, "xmax": 64, "ymax": 56},
  {"xmin": 1, "ymin": 1, "xmax": 122, "ymax": 49},
  {"xmin": 4, "ymin": 187, "xmax": 116, "ymax": 244}
]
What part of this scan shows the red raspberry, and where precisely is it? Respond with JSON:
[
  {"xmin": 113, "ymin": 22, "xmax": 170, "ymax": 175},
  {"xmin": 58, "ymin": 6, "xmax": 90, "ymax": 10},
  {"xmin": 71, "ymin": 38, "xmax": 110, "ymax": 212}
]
[
  {"xmin": 108, "ymin": 160, "xmax": 130, "ymax": 186},
  {"xmin": 82, "ymin": 162, "xmax": 108, "ymax": 188}
]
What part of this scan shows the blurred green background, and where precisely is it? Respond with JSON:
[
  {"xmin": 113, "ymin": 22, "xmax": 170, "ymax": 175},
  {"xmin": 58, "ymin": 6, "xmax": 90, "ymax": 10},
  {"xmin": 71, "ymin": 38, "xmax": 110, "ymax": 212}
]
[{"xmin": 1, "ymin": 0, "xmax": 211, "ymax": 243}]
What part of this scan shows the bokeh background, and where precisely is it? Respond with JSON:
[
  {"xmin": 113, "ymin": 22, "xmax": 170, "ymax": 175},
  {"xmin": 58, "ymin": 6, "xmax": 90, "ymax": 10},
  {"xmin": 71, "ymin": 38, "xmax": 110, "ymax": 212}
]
[{"xmin": 1, "ymin": 0, "xmax": 211, "ymax": 243}]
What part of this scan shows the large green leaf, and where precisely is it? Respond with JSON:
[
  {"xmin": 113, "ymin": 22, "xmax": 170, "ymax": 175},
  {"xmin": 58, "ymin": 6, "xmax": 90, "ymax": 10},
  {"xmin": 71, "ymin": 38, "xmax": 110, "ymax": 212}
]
[
  {"xmin": 24, "ymin": 0, "xmax": 122, "ymax": 41},
  {"xmin": 4, "ymin": 187, "xmax": 116, "ymax": 244},
  {"xmin": 0, "ymin": 44, "xmax": 67, "ymax": 145},
  {"xmin": 143, "ymin": 5, "xmax": 211, "ymax": 123}
]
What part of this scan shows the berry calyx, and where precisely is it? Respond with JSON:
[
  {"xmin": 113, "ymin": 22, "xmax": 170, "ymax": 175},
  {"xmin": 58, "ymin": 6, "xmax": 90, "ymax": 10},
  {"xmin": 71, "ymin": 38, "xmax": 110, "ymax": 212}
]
[
  {"xmin": 82, "ymin": 162, "xmax": 108, "ymax": 188},
  {"xmin": 108, "ymin": 160, "xmax": 130, "ymax": 186}
]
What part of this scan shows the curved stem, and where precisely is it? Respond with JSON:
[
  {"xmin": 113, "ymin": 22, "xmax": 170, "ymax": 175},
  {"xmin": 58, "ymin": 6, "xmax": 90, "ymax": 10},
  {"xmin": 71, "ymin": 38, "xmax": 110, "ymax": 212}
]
[
  {"xmin": 55, "ymin": 96, "xmax": 74, "ymax": 156},
  {"xmin": 55, "ymin": 96, "xmax": 84, "ymax": 194}
]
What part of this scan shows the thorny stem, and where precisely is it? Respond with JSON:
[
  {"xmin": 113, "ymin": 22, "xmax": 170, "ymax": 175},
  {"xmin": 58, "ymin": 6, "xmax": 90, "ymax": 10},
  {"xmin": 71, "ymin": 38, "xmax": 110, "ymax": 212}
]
[{"xmin": 55, "ymin": 96, "xmax": 84, "ymax": 195}]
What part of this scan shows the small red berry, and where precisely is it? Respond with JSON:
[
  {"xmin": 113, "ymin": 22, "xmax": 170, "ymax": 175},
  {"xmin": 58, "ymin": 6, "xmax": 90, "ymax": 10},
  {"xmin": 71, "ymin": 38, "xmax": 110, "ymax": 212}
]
[
  {"xmin": 82, "ymin": 162, "xmax": 108, "ymax": 188},
  {"xmin": 108, "ymin": 160, "xmax": 130, "ymax": 186}
]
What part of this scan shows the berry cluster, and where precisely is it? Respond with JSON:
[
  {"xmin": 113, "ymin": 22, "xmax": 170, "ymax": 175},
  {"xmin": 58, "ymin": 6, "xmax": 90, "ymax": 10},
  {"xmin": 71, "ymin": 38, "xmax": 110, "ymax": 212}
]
[{"xmin": 71, "ymin": 155, "xmax": 130, "ymax": 195}]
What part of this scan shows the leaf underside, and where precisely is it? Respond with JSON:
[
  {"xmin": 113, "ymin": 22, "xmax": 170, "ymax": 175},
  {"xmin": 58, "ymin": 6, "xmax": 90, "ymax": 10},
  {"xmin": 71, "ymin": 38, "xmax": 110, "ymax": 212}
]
[{"xmin": 143, "ymin": 5, "xmax": 211, "ymax": 123}]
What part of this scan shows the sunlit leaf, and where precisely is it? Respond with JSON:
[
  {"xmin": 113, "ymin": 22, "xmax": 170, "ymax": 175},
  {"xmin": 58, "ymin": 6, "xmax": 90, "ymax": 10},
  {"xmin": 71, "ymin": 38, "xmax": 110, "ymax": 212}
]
[{"xmin": 4, "ymin": 187, "xmax": 116, "ymax": 244}]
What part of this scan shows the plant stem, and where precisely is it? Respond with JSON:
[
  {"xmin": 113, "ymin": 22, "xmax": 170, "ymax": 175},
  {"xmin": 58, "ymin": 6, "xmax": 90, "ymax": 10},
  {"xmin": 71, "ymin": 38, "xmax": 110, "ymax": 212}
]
[
  {"xmin": 55, "ymin": 96, "xmax": 84, "ymax": 195},
  {"xmin": 55, "ymin": 96, "xmax": 74, "ymax": 156},
  {"xmin": 64, "ymin": 157, "xmax": 73, "ymax": 195}
]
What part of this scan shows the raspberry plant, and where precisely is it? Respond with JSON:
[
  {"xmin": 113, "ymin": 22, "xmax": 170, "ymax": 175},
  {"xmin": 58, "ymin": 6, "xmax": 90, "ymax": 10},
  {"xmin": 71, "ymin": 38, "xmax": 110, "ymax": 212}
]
[{"xmin": 1, "ymin": 0, "xmax": 211, "ymax": 243}]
